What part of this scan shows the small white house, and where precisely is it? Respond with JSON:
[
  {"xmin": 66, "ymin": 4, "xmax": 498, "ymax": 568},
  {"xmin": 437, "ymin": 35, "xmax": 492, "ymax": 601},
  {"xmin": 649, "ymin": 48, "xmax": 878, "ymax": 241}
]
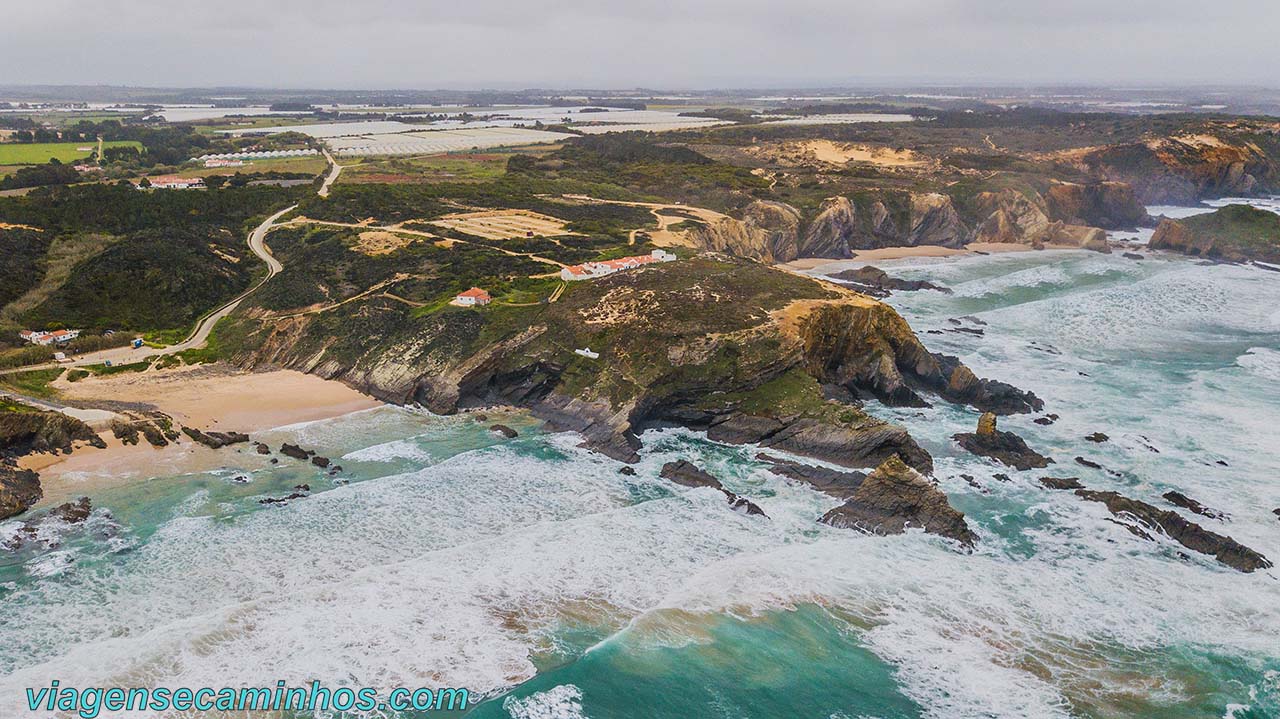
[
  {"xmin": 451, "ymin": 287, "xmax": 492, "ymax": 306},
  {"xmin": 574, "ymin": 347, "xmax": 600, "ymax": 359},
  {"xmin": 19, "ymin": 329, "xmax": 81, "ymax": 346}
]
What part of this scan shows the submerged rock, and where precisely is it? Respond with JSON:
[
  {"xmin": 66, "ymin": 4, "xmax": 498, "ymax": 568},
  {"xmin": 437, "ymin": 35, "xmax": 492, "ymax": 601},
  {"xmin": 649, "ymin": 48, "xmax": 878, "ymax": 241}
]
[
  {"xmin": 819, "ymin": 455, "xmax": 977, "ymax": 547},
  {"xmin": 1039, "ymin": 476, "xmax": 1084, "ymax": 490},
  {"xmin": 279, "ymin": 443, "xmax": 313, "ymax": 460},
  {"xmin": 4, "ymin": 496, "xmax": 98, "ymax": 551},
  {"xmin": 755, "ymin": 452, "xmax": 866, "ymax": 499},
  {"xmin": 660, "ymin": 460, "xmax": 767, "ymax": 517},
  {"xmin": 705, "ymin": 412, "xmax": 933, "ymax": 474},
  {"xmin": 1084, "ymin": 432, "xmax": 1109, "ymax": 443},
  {"xmin": 254, "ymin": 442, "xmax": 271, "ymax": 455},
  {"xmin": 489, "ymin": 424, "xmax": 519, "ymax": 439},
  {"xmin": 953, "ymin": 413, "xmax": 1052, "ymax": 470},
  {"xmin": 1076, "ymin": 489, "xmax": 1270, "ymax": 573},
  {"xmin": 1163, "ymin": 491, "xmax": 1228, "ymax": 521}
]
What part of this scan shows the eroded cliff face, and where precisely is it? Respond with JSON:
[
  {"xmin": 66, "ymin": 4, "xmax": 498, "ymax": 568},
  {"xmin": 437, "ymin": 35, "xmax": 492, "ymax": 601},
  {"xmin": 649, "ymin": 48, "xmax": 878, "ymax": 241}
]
[
  {"xmin": 232, "ymin": 256, "xmax": 1039, "ymax": 473},
  {"xmin": 1044, "ymin": 181, "xmax": 1149, "ymax": 229},
  {"xmin": 689, "ymin": 200, "xmax": 802, "ymax": 263},
  {"xmin": 908, "ymin": 193, "xmax": 969, "ymax": 248},
  {"xmin": 972, "ymin": 188, "xmax": 1116, "ymax": 252},
  {"xmin": 1071, "ymin": 131, "xmax": 1280, "ymax": 204}
]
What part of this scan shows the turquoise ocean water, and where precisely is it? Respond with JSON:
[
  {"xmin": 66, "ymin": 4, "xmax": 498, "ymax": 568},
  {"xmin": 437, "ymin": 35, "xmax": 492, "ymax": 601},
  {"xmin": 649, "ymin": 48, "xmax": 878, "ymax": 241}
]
[{"xmin": 2, "ymin": 210, "xmax": 1279, "ymax": 718}]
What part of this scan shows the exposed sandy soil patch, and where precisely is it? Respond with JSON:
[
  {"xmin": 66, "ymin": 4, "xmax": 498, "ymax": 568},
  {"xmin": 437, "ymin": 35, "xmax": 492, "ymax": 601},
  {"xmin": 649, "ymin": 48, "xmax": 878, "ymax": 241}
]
[
  {"xmin": 355, "ymin": 230, "xmax": 417, "ymax": 255},
  {"xmin": 799, "ymin": 140, "xmax": 926, "ymax": 167}
]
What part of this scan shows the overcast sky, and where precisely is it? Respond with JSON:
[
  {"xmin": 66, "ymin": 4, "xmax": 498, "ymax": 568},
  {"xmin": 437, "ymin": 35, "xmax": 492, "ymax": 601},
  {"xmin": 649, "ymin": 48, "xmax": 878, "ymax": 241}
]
[{"xmin": 4, "ymin": 0, "xmax": 1278, "ymax": 89}]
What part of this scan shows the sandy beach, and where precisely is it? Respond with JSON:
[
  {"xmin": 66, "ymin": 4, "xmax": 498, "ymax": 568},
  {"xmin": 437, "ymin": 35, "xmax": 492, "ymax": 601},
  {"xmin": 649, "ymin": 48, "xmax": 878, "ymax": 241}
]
[
  {"xmin": 778, "ymin": 241, "xmax": 1073, "ymax": 272},
  {"xmin": 21, "ymin": 365, "xmax": 382, "ymax": 504}
]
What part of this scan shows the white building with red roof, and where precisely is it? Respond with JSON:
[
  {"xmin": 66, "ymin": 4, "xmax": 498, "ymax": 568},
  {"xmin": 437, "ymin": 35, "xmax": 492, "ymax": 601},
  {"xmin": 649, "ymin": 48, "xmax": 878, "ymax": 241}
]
[
  {"xmin": 19, "ymin": 329, "xmax": 81, "ymax": 346},
  {"xmin": 560, "ymin": 249, "xmax": 676, "ymax": 281},
  {"xmin": 451, "ymin": 287, "xmax": 492, "ymax": 306}
]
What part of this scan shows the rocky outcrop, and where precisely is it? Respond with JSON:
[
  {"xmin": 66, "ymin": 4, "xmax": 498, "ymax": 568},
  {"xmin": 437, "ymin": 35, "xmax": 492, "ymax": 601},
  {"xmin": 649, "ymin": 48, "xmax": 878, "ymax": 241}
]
[
  {"xmin": 1044, "ymin": 181, "xmax": 1149, "ymax": 229},
  {"xmin": 660, "ymin": 460, "xmax": 766, "ymax": 517},
  {"xmin": 793, "ymin": 302, "xmax": 1042, "ymax": 415},
  {"xmin": 1149, "ymin": 205, "xmax": 1280, "ymax": 264},
  {"xmin": 1163, "ymin": 491, "xmax": 1228, "ymax": 521},
  {"xmin": 235, "ymin": 257, "xmax": 1038, "ymax": 477},
  {"xmin": 1073, "ymin": 131, "xmax": 1278, "ymax": 204},
  {"xmin": 4, "ymin": 497, "xmax": 100, "ymax": 550},
  {"xmin": 109, "ymin": 412, "xmax": 176, "ymax": 448},
  {"xmin": 800, "ymin": 196, "xmax": 860, "ymax": 258},
  {"xmin": 1076, "ymin": 489, "xmax": 1269, "ymax": 573},
  {"xmin": 690, "ymin": 200, "xmax": 801, "ymax": 263},
  {"xmin": 908, "ymin": 193, "xmax": 969, "ymax": 248},
  {"xmin": 0, "ymin": 409, "xmax": 104, "ymax": 457},
  {"xmin": 819, "ymin": 455, "xmax": 977, "ymax": 546},
  {"xmin": 755, "ymin": 452, "xmax": 866, "ymax": 498},
  {"xmin": 973, "ymin": 188, "xmax": 1113, "ymax": 252},
  {"xmin": 279, "ymin": 443, "xmax": 313, "ymax": 460},
  {"xmin": 489, "ymin": 424, "xmax": 519, "ymax": 438},
  {"xmin": 828, "ymin": 266, "xmax": 951, "ymax": 297},
  {"xmin": 953, "ymin": 412, "xmax": 1052, "ymax": 470},
  {"xmin": 1039, "ymin": 476, "xmax": 1083, "ymax": 490},
  {"xmin": 181, "ymin": 427, "xmax": 249, "ymax": 449},
  {"xmin": 699, "ymin": 411, "xmax": 933, "ymax": 473},
  {"xmin": 0, "ymin": 462, "xmax": 42, "ymax": 520}
]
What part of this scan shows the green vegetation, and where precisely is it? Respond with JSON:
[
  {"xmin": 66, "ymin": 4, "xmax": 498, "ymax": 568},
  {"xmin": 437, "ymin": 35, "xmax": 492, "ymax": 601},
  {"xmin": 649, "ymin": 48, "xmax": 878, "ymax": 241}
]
[
  {"xmin": 341, "ymin": 154, "xmax": 510, "ymax": 184},
  {"xmin": 21, "ymin": 226, "xmax": 255, "ymax": 333},
  {"xmin": 1166, "ymin": 204, "xmax": 1280, "ymax": 263},
  {"xmin": 0, "ymin": 183, "xmax": 305, "ymax": 235},
  {"xmin": 0, "ymin": 368, "xmax": 64, "ymax": 399},
  {"xmin": 81, "ymin": 361, "xmax": 150, "ymax": 377},
  {"xmin": 0, "ymin": 229, "xmax": 53, "ymax": 309},
  {"xmin": 0, "ymin": 184, "xmax": 301, "ymax": 340},
  {"xmin": 0, "ymin": 140, "xmax": 141, "ymax": 165},
  {"xmin": 0, "ymin": 396, "xmax": 40, "ymax": 413}
]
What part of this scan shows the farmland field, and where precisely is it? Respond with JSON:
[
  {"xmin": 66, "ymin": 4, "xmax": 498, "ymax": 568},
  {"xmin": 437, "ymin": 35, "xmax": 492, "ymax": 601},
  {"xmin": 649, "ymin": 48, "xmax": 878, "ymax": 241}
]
[{"xmin": 0, "ymin": 140, "xmax": 143, "ymax": 165}]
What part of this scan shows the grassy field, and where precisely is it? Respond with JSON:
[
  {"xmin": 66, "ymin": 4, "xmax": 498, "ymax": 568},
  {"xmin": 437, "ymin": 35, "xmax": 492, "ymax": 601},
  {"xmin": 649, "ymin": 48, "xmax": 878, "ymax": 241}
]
[
  {"xmin": 341, "ymin": 153, "xmax": 511, "ymax": 184},
  {"xmin": 0, "ymin": 367, "xmax": 65, "ymax": 399},
  {"xmin": 0, "ymin": 140, "xmax": 142, "ymax": 166}
]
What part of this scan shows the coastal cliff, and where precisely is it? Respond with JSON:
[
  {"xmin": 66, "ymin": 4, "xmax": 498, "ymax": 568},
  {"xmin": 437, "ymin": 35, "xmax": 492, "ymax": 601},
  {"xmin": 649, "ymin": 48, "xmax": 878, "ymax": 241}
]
[
  {"xmin": 1070, "ymin": 129, "xmax": 1280, "ymax": 204},
  {"xmin": 230, "ymin": 255, "xmax": 1038, "ymax": 471},
  {"xmin": 1149, "ymin": 204, "xmax": 1280, "ymax": 264},
  {"xmin": 699, "ymin": 181, "xmax": 1147, "ymax": 261}
]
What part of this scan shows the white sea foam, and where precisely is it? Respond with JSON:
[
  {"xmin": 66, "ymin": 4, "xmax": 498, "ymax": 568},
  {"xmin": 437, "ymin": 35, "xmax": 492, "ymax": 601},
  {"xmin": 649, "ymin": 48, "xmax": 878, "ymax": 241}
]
[
  {"xmin": 3, "ymin": 251, "xmax": 1278, "ymax": 718},
  {"xmin": 504, "ymin": 685, "xmax": 588, "ymax": 719},
  {"xmin": 341, "ymin": 438, "xmax": 433, "ymax": 464},
  {"xmin": 1237, "ymin": 347, "xmax": 1280, "ymax": 381}
]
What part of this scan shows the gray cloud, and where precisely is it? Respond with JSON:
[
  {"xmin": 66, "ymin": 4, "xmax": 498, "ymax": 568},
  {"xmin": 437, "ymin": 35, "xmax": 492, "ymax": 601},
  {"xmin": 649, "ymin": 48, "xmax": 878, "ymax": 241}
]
[{"xmin": 3, "ymin": 0, "xmax": 1277, "ymax": 88}]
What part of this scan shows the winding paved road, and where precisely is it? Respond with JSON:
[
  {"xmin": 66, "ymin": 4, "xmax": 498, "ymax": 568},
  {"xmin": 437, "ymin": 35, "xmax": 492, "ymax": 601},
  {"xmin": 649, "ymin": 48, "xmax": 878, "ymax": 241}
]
[
  {"xmin": 1, "ymin": 204, "xmax": 297, "ymax": 375},
  {"xmin": 318, "ymin": 148, "xmax": 342, "ymax": 198}
]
